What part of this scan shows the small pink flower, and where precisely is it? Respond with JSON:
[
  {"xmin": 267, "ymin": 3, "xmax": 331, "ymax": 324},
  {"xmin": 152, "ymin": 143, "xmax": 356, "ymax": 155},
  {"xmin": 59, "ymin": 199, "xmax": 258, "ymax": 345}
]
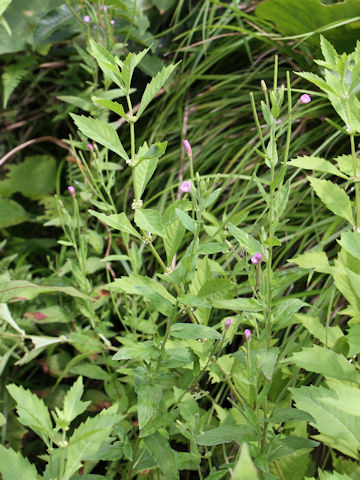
[
  {"xmin": 110, "ymin": 19, "xmax": 115, "ymax": 25},
  {"xmin": 251, "ymin": 252, "xmax": 262, "ymax": 264},
  {"xmin": 100, "ymin": 5, "xmax": 108, "ymax": 12},
  {"xmin": 244, "ymin": 329, "xmax": 251, "ymax": 341},
  {"xmin": 88, "ymin": 143, "xmax": 94, "ymax": 151},
  {"xmin": 68, "ymin": 186, "xmax": 76, "ymax": 197},
  {"xmin": 183, "ymin": 139, "xmax": 192, "ymax": 157},
  {"xmin": 225, "ymin": 318, "xmax": 232, "ymax": 330},
  {"xmin": 180, "ymin": 181, "xmax": 191, "ymax": 193},
  {"xmin": 300, "ymin": 94, "xmax": 311, "ymax": 104},
  {"xmin": 83, "ymin": 15, "xmax": 90, "ymax": 23}
]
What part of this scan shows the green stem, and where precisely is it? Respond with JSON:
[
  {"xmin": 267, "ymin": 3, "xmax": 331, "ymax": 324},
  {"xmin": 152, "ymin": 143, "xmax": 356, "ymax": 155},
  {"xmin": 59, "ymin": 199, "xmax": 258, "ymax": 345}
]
[{"xmin": 350, "ymin": 133, "xmax": 360, "ymax": 228}]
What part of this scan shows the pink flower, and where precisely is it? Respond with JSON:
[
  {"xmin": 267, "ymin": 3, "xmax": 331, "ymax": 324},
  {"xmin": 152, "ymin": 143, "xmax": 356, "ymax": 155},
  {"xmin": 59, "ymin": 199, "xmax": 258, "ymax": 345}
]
[
  {"xmin": 180, "ymin": 181, "xmax": 191, "ymax": 193},
  {"xmin": 83, "ymin": 15, "xmax": 90, "ymax": 23},
  {"xmin": 88, "ymin": 143, "xmax": 94, "ymax": 151},
  {"xmin": 225, "ymin": 318, "xmax": 232, "ymax": 330},
  {"xmin": 300, "ymin": 94, "xmax": 311, "ymax": 104},
  {"xmin": 183, "ymin": 139, "xmax": 192, "ymax": 157},
  {"xmin": 68, "ymin": 186, "xmax": 76, "ymax": 197},
  {"xmin": 244, "ymin": 329, "xmax": 251, "ymax": 341},
  {"xmin": 100, "ymin": 5, "xmax": 108, "ymax": 12},
  {"xmin": 110, "ymin": 19, "xmax": 115, "ymax": 25},
  {"xmin": 251, "ymin": 252, "xmax": 262, "ymax": 264}
]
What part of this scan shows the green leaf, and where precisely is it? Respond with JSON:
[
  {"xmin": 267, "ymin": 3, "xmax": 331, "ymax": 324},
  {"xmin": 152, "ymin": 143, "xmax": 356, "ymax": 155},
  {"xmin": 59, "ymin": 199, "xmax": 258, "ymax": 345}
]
[
  {"xmin": 0, "ymin": 280, "xmax": 91, "ymax": 302},
  {"xmin": 268, "ymin": 407, "xmax": 314, "ymax": 424},
  {"xmin": 295, "ymin": 314, "xmax": 342, "ymax": 348},
  {"xmin": 33, "ymin": 4, "xmax": 74, "ymax": 48},
  {"xmin": 134, "ymin": 208, "xmax": 164, "ymax": 237},
  {"xmin": 60, "ymin": 376, "xmax": 90, "ymax": 425},
  {"xmin": 212, "ymin": 297, "xmax": 262, "ymax": 312},
  {"xmin": 92, "ymin": 97, "xmax": 128, "ymax": 121},
  {"xmin": 134, "ymin": 141, "xmax": 167, "ymax": 199},
  {"xmin": 321, "ymin": 380, "xmax": 360, "ymax": 418},
  {"xmin": 320, "ymin": 34, "xmax": 338, "ymax": 69},
  {"xmin": 64, "ymin": 407, "xmax": 119, "ymax": 480},
  {"xmin": 136, "ymin": 63, "xmax": 178, "ymax": 119},
  {"xmin": 196, "ymin": 425, "xmax": 256, "ymax": 446},
  {"xmin": 137, "ymin": 384, "xmax": 163, "ymax": 431},
  {"xmin": 144, "ymin": 432, "xmax": 179, "ymax": 480},
  {"xmin": 0, "ymin": 303, "xmax": 24, "ymax": 334},
  {"xmin": 198, "ymin": 278, "xmax": 236, "ymax": 302},
  {"xmin": 335, "ymin": 154, "xmax": 360, "ymax": 176},
  {"xmin": 296, "ymin": 71, "xmax": 338, "ymax": 95},
  {"xmin": 333, "ymin": 259, "xmax": 360, "ymax": 311},
  {"xmin": 121, "ymin": 48, "xmax": 149, "ymax": 94},
  {"xmin": 338, "ymin": 230, "xmax": 360, "ymax": 260},
  {"xmin": 0, "ymin": 444, "xmax": 38, "ymax": 480},
  {"xmin": 112, "ymin": 341, "xmax": 159, "ymax": 361},
  {"xmin": 107, "ymin": 274, "xmax": 176, "ymax": 316},
  {"xmin": 0, "ymin": 155, "xmax": 56, "ymax": 198},
  {"xmin": 288, "ymin": 250, "xmax": 331, "ymax": 274},
  {"xmin": 290, "ymin": 345, "xmax": 360, "ymax": 383},
  {"xmin": 89, "ymin": 210, "xmax": 141, "ymax": 238},
  {"xmin": 161, "ymin": 347, "xmax": 196, "ymax": 368},
  {"xmin": 16, "ymin": 335, "xmax": 65, "ymax": 366},
  {"xmin": 227, "ymin": 223, "xmax": 264, "ymax": 256},
  {"xmin": 175, "ymin": 208, "xmax": 196, "ymax": 233},
  {"xmin": 232, "ymin": 442, "xmax": 259, "ymax": 480},
  {"xmin": 308, "ymin": 176, "xmax": 354, "ymax": 225},
  {"xmin": 258, "ymin": 347, "xmax": 279, "ymax": 380},
  {"xmin": 288, "ymin": 156, "xmax": 347, "ymax": 179},
  {"xmin": 70, "ymin": 114, "xmax": 129, "ymax": 161},
  {"xmin": 290, "ymin": 385, "xmax": 360, "ymax": 459},
  {"xmin": 268, "ymin": 436, "xmax": 319, "ymax": 462},
  {"xmin": 2, "ymin": 56, "xmax": 34, "ymax": 108},
  {"xmin": 0, "ymin": 197, "xmax": 27, "ymax": 227},
  {"xmin": 0, "ymin": 0, "xmax": 12, "ymax": 16},
  {"xmin": 7, "ymin": 383, "xmax": 53, "ymax": 444},
  {"xmin": 89, "ymin": 40, "xmax": 122, "ymax": 88},
  {"xmin": 163, "ymin": 204, "xmax": 186, "ymax": 264},
  {"xmin": 170, "ymin": 323, "xmax": 222, "ymax": 340}
]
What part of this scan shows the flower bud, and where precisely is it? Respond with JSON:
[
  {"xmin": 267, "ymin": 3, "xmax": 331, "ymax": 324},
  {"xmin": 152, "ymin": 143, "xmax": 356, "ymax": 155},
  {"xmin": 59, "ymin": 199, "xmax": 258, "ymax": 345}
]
[
  {"xmin": 68, "ymin": 186, "xmax": 76, "ymax": 197},
  {"xmin": 183, "ymin": 139, "xmax": 192, "ymax": 157},
  {"xmin": 244, "ymin": 329, "xmax": 251, "ymax": 341},
  {"xmin": 251, "ymin": 252, "xmax": 262, "ymax": 264},
  {"xmin": 180, "ymin": 181, "xmax": 191, "ymax": 193},
  {"xmin": 225, "ymin": 318, "xmax": 232, "ymax": 330},
  {"xmin": 299, "ymin": 94, "xmax": 311, "ymax": 104}
]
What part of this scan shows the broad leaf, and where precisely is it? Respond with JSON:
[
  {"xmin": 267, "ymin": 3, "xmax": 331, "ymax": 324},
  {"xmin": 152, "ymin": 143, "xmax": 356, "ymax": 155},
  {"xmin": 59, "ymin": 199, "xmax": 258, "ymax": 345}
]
[
  {"xmin": 0, "ymin": 445, "xmax": 38, "ymax": 480},
  {"xmin": 71, "ymin": 114, "xmax": 129, "ymax": 161},
  {"xmin": 89, "ymin": 210, "xmax": 141, "ymax": 238},
  {"xmin": 175, "ymin": 208, "xmax": 196, "ymax": 233},
  {"xmin": 290, "ymin": 345, "xmax": 360, "ymax": 383},
  {"xmin": 170, "ymin": 323, "xmax": 222, "ymax": 340},
  {"xmin": 134, "ymin": 141, "xmax": 167, "ymax": 199},
  {"xmin": 134, "ymin": 208, "xmax": 164, "ymax": 237},
  {"xmin": 288, "ymin": 156, "xmax": 346, "ymax": 179},
  {"xmin": 196, "ymin": 425, "xmax": 256, "ymax": 446},
  {"xmin": 337, "ymin": 230, "xmax": 360, "ymax": 260},
  {"xmin": 0, "ymin": 197, "xmax": 27, "ymax": 227},
  {"xmin": 144, "ymin": 432, "xmax": 179, "ymax": 480},
  {"xmin": 289, "ymin": 250, "xmax": 331, "ymax": 274},
  {"xmin": 308, "ymin": 176, "xmax": 354, "ymax": 226},
  {"xmin": 137, "ymin": 384, "xmax": 163, "ymax": 431}
]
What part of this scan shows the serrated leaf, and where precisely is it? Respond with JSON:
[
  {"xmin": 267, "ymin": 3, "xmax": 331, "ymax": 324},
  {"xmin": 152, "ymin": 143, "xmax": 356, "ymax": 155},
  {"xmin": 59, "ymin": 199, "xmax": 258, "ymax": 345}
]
[
  {"xmin": 71, "ymin": 114, "xmax": 128, "ymax": 161},
  {"xmin": 137, "ymin": 384, "xmax": 163, "ymax": 431},
  {"xmin": 338, "ymin": 230, "xmax": 360, "ymax": 260},
  {"xmin": 144, "ymin": 432, "xmax": 179, "ymax": 480},
  {"xmin": 89, "ymin": 210, "xmax": 141, "ymax": 238},
  {"xmin": 121, "ymin": 48, "xmax": 149, "ymax": 94},
  {"xmin": 308, "ymin": 176, "xmax": 354, "ymax": 225},
  {"xmin": 290, "ymin": 385, "xmax": 360, "ymax": 459},
  {"xmin": 320, "ymin": 35, "xmax": 338, "ymax": 69},
  {"xmin": 175, "ymin": 208, "xmax": 196, "ymax": 233},
  {"xmin": 0, "ymin": 444, "xmax": 38, "ymax": 480},
  {"xmin": 136, "ymin": 63, "xmax": 177, "ymax": 119},
  {"xmin": 170, "ymin": 323, "xmax": 222, "ymax": 340},
  {"xmin": 2, "ymin": 56, "xmax": 34, "ymax": 108},
  {"xmin": 232, "ymin": 442, "xmax": 259, "ymax": 480},
  {"xmin": 134, "ymin": 208, "xmax": 164, "ymax": 237},
  {"xmin": 0, "ymin": 197, "xmax": 27, "ymax": 227},
  {"xmin": 89, "ymin": 40, "xmax": 123, "ymax": 88},
  {"xmin": 134, "ymin": 141, "xmax": 166, "ymax": 199},
  {"xmin": 227, "ymin": 223, "xmax": 264, "ymax": 256},
  {"xmin": 335, "ymin": 154, "xmax": 360, "ymax": 176},
  {"xmin": 64, "ymin": 408, "xmax": 119, "ymax": 480},
  {"xmin": 295, "ymin": 314, "xmax": 342, "ymax": 348},
  {"xmin": 196, "ymin": 425, "xmax": 256, "ymax": 446},
  {"xmin": 112, "ymin": 341, "xmax": 159, "ymax": 361},
  {"xmin": 288, "ymin": 250, "xmax": 331, "ymax": 274},
  {"xmin": 33, "ymin": 4, "xmax": 73, "ymax": 48},
  {"xmin": 92, "ymin": 97, "xmax": 128, "ymax": 120},
  {"xmin": 296, "ymin": 71, "xmax": 338, "ymax": 96},
  {"xmin": 7, "ymin": 383, "xmax": 53, "ymax": 444},
  {"xmin": 290, "ymin": 345, "xmax": 360, "ymax": 383},
  {"xmin": 61, "ymin": 377, "xmax": 90, "ymax": 425},
  {"xmin": 288, "ymin": 156, "xmax": 346, "ymax": 179}
]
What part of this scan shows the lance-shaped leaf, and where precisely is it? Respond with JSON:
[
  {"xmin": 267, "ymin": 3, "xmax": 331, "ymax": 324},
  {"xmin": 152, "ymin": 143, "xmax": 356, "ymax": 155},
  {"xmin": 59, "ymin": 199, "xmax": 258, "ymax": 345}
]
[
  {"xmin": 121, "ymin": 48, "xmax": 149, "ymax": 94},
  {"xmin": 170, "ymin": 323, "xmax": 222, "ymax": 340},
  {"xmin": 89, "ymin": 40, "xmax": 123, "ymax": 88},
  {"xmin": 89, "ymin": 210, "xmax": 141, "ymax": 238},
  {"xmin": 232, "ymin": 442, "xmax": 259, "ymax": 480},
  {"xmin": 136, "ymin": 63, "xmax": 178, "ymax": 119},
  {"xmin": 308, "ymin": 176, "xmax": 354, "ymax": 226},
  {"xmin": 56, "ymin": 376, "xmax": 90, "ymax": 427},
  {"xmin": 134, "ymin": 141, "xmax": 167, "ymax": 199},
  {"xmin": 92, "ymin": 96, "xmax": 128, "ymax": 121},
  {"xmin": 71, "ymin": 114, "xmax": 129, "ymax": 162},
  {"xmin": 0, "ymin": 303, "xmax": 24, "ymax": 334},
  {"xmin": 0, "ymin": 280, "xmax": 91, "ymax": 302},
  {"xmin": 227, "ymin": 223, "xmax": 264, "ymax": 256},
  {"xmin": 288, "ymin": 156, "xmax": 347, "ymax": 179},
  {"xmin": 144, "ymin": 432, "xmax": 179, "ymax": 480},
  {"xmin": 134, "ymin": 208, "xmax": 164, "ymax": 237}
]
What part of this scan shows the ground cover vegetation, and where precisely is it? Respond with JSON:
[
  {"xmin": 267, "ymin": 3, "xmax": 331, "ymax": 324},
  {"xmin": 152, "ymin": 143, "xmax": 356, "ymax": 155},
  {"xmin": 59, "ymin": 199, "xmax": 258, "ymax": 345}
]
[{"xmin": 0, "ymin": 0, "xmax": 360, "ymax": 478}]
